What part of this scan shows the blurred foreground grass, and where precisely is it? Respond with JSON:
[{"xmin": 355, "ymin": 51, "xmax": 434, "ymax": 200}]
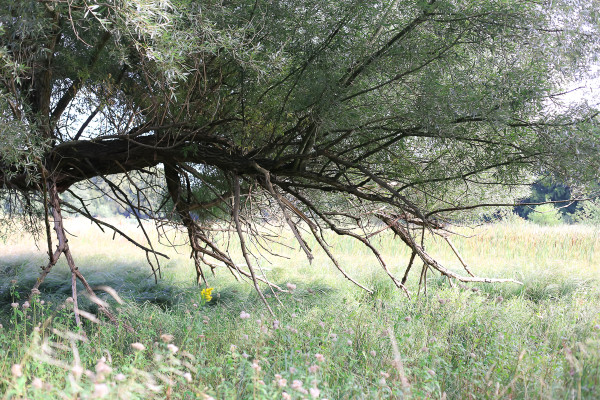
[{"xmin": 0, "ymin": 218, "xmax": 599, "ymax": 399}]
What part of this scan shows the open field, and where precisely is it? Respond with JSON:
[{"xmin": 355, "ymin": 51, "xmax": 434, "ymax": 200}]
[{"xmin": 1, "ymin": 219, "xmax": 599, "ymax": 399}]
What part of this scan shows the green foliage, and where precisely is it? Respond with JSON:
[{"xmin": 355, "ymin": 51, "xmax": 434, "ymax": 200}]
[
  {"xmin": 574, "ymin": 199, "xmax": 600, "ymax": 225},
  {"xmin": 528, "ymin": 204, "xmax": 563, "ymax": 226}
]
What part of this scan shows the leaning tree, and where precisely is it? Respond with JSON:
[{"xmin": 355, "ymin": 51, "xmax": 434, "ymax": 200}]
[{"xmin": 1, "ymin": 0, "xmax": 599, "ymax": 321}]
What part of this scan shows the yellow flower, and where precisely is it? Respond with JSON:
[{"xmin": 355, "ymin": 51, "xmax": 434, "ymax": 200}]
[{"xmin": 201, "ymin": 287, "xmax": 213, "ymax": 302}]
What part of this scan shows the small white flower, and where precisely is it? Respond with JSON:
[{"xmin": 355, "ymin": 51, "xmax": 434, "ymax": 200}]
[
  {"xmin": 131, "ymin": 342, "xmax": 145, "ymax": 351},
  {"xmin": 32, "ymin": 377, "xmax": 43, "ymax": 389},
  {"xmin": 167, "ymin": 344, "xmax": 179, "ymax": 353},
  {"xmin": 183, "ymin": 372, "xmax": 192, "ymax": 382},
  {"xmin": 93, "ymin": 383, "xmax": 110, "ymax": 398},
  {"xmin": 291, "ymin": 379, "xmax": 303, "ymax": 390},
  {"xmin": 240, "ymin": 311, "xmax": 250, "ymax": 319},
  {"xmin": 160, "ymin": 334, "xmax": 174, "ymax": 343},
  {"xmin": 309, "ymin": 387, "xmax": 321, "ymax": 398},
  {"xmin": 11, "ymin": 364, "xmax": 22, "ymax": 377},
  {"xmin": 286, "ymin": 282, "xmax": 297, "ymax": 291}
]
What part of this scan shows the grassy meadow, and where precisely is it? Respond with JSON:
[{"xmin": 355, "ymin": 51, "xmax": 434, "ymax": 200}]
[{"xmin": 0, "ymin": 218, "xmax": 599, "ymax": 399}]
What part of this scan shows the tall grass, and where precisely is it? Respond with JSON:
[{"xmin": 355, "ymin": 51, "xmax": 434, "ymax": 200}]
[{"xmin": 0, "ymin": 218, "xmax": 599, "ymax": 399}]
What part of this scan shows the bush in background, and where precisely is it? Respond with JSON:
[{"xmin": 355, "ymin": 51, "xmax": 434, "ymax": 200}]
[{"xmin": 528, "ymin": 204, "xmax": 563, "ymax": 226}]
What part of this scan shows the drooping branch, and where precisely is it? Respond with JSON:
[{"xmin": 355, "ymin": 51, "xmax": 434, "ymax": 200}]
[{"xmin": 375, "ymin": 212, "xmax": 523, "ymax": 286}]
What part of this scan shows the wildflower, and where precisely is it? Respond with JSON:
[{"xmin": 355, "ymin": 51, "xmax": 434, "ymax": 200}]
[
  {"xmin": 309, "ymin": 365, "xmax": 319, "ymax": 373},
  {"xmin": 242, "ymin": 334, "xmax": 249, "ymax": 340},
  {"xmin": 379, "ymin": 377, "xmax": 387, "ymax": 386},
  {"xmin": 315, "ymin": 353, "xmax": 325, "ymax": 362},
  {"xmin": 329, "ymin": 333, "xmax": 338, "ymax": 342},
  {"xmin": 93, "ymin": 383, "xmax": 110, "ymax": 398},
  {"xmin": 167, "ymin": 344, "xmax": 179, "ymax": 353},
  {"xmin": 201, "ymin": 287, "xmax": 214, "ymax": 302},
  {"xmin": 427, "ymin": 369, "xmax": 436, "ymax": 376},
  {"xmin": 380, "ymin": 371, "xmax": 390, "ymax": 379},
  {"xmin": 11, "ymin": 302, "xmax": 18, "ymax": 308},
  {"xmin": 71, "ymin": 365, "xmax": 83, "ymax": 378},
  {"xmin": 95, "ymin": 359, "xmax": 112, "ymax": 376},
  {"xmin": 282, "ymin": 392, "xmax": 292, "ymax": 400},
  {"xmin": 309, "ymin": 387, "xmax": 321, "ymax": 398},
  {"xmin": 242, "ymin": 352, "xmax": 249, "ymax": 358},
  {"xmin": 114, "ymin": 373, "xmax": 126, "ymax": 382},
  {"xmin": 286, "ymin": 282, "xmax": 297, "ymax": 291},
  {"xmin": 291, "ymin": 313, "xmax": 297, "ymax": 318},
  {"xmin": 277, "ymin": 378, "xmax": 287, "ymax": 387},
  {"xmin": 66, "ymin": 297, "xmax": 74, "ymax": 303},
  {"xmin": 258, "ymin": 380, "xmax": 265, "ymax": 385},
  {"xmin": 251, "ymin": 360, "xmax": 261, "ymax": 372},
  {"xmin": 319, "ymin": 321, "xmax": 325, "ymax": 328},
  {"xmin": 131, "ymin": 342, "xmax": 146, "ymax": 351},
  {"xmin": 11, "ymin": 364, "xmax": 22, "ymax": 377},
  {"xmin": 240, "ymin": 311, "xmax": 251, "ymax": 319},
  {"xmin": 289, "ymin": 367, "xmax": 297, "ymax": 374},
  {"xmin": 32, "ymin": 377, "xmax": 43, "ymax": 389},
  {"xmin": 273, "ymin": 320, "xmax": 280, "ymax": 329},
  {"xmin": 370, "ymin": 350, "xmax": 376, "ymax": 357},
  {"xmin": 183, "ymin": 372, "xmax": 192, "ymax": 382},
  {"xmin": 31, "ymin": 288, "xmax": 41, "ymax": 296},
  {"xmin": 347, "ymin": 339, "xmax": 352, "ymax": 345},
  {"xmin": 230, "ymin": 344, "xmax": 238, "ymax": 353},
  {"xmin": 193, "ymin": 303, "xmax": 198, "ymax": 308},
  {"xmin": 40, "ymin": 300, "xmax": 45, "ymax": 305},
  {"xmin": 405, "ymin": 316, "xmax": 412, "ymax": 322},
  {"xmin": 593, "ymin": 324, "xmax": 600, "ymax": 331},
  {"xmin": 495, "ymin": 295, "xmax": 504, "ymax": 304},
  {"xmin": 291, "ymin": 380, "xmax": 303, "ymax": 390},
  {"xmin": 160, "ymin": 334, "xmax": 174, "ymax": 343}
]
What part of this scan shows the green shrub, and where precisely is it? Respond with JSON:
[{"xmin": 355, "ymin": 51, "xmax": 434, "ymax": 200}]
[
  {"xmin": 574, "ymin": 199, "xmax": 600, "ymax": 225},
  {"xmin": 528, "ymin": 203, "xmax": 562, "ymax": 226}
]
